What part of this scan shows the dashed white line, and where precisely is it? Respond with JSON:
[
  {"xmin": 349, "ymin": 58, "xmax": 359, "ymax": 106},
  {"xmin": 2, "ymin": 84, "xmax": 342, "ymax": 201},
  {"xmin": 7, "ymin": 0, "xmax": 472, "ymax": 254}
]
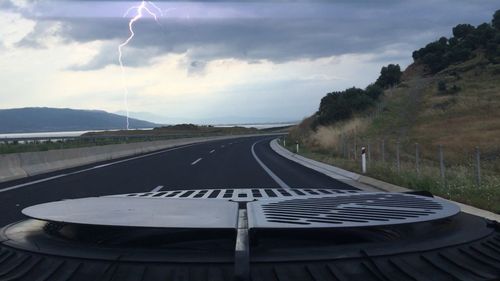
[
  {"xmin": 251, "ymin": 140, "xmax": 290, "ymax": 189},
  {"xmin": 191, "ymin": 158, "xmax": 203, "ymax": 165},
  {"xmin": 151, "ymin": 185, "xmax": 164, "ymax": 192},
  {"xmin": 209, "ymin": 150, "xmax": 215, "ymax": 154}
]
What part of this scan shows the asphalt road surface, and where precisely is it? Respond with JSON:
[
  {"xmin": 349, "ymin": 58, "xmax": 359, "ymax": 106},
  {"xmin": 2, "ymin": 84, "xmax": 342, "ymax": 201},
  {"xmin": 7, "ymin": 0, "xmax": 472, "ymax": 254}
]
[{"xmin": 0, "ymin": 135, "xmax": 357, "ymax": 227}]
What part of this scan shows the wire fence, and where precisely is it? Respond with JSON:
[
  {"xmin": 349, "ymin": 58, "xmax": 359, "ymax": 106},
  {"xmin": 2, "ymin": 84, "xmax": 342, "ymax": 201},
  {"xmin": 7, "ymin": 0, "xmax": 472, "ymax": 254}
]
[{"xmin": 282, "ymin": 135, "xmax": 499, "ymax": 188}]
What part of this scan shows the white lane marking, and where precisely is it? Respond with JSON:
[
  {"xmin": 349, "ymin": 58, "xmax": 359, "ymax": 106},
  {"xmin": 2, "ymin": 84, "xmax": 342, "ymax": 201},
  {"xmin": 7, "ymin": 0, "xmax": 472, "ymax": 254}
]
[
  {"xmin": 0, "ymin": 174, "xmax": 68, "ymax": 193},
  {"xmin": 151, "ymin": 185, "xmax": 164, "ymax": 192},
  {"xmin": 191, "ymin": 158, "xmax": 203, "ymax": 165},
  {"xmin": 251, "ymin": 139, "xmax": 290, "ymax": 189},
  {"xmin": 209, "ymin": 150, "xmax": 215, "ymax": 154},
  {"xmin": 221, "ymin": 145, "xmax": 225, "ymax": 148},
  {"xmin": 93, "ymin": 163, "xmax": 112, "ymax": 169},
  {"xmin": 0, "ymin": 143, "xmax": 199, "ymax": 194}
]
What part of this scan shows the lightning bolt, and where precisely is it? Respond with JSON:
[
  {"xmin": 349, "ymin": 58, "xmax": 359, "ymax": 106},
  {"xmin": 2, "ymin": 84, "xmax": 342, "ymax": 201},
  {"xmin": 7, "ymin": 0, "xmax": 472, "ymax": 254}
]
[{"xmin": 118, "ymin": 1, "xmax": 161, "ymax": 130}]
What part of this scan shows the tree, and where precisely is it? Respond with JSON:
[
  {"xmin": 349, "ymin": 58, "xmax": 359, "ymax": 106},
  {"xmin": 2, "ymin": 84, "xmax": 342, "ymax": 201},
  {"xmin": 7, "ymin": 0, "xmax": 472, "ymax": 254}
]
[
  {"xmin": 375, "ymin": 64, "xmax": 402, "ymax": 88},
  {"xmin": 314, "ymin": 87, "xmax": 376, "ymax": 126},
  {"xmin": 438, "ymin": 37, "xmax": 448, "ymax": 45},
  {"xmin": 493, "ymin": 10, "xmax": 500, "ymax": 30},
  {"xmin": 475, "ymin": 23, "xmax": 496, "ymax": 46},
  {"xmin": 365, "ymin": 84, "xmax": 384, "ymax": 100},
  {"xmin": 452, "ymin": 24, "xmax": 475, "ymax": 39}
]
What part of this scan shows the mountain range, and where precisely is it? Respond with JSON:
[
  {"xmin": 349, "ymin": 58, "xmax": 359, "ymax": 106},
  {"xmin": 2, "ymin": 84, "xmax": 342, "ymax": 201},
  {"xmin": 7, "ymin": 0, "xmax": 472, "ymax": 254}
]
[{"xmin": 0, "ymin": 107, "xmax": 157, "ymax": 134}]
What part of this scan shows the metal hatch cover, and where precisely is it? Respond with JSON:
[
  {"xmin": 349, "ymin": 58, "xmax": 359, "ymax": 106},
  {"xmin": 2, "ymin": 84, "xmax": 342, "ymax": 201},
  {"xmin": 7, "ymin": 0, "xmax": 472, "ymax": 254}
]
[
  {"xmin": 248, "ymin": 192, "xmax": 460, "ymax": 228},
  {"xmin": 22, "ymin": 197, "xmax": 239, "ymax": 229}
]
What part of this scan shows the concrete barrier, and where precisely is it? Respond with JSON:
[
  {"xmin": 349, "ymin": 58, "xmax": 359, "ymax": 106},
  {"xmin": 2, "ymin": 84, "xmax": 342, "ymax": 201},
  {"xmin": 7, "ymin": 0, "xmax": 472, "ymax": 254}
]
[
  {"xmin": 0, "ymin": 154, "xmax": 27, "ymax": 182},
  {"xmin": 0, "ymin": 134, "xmax": 278, "ymax": 183}
]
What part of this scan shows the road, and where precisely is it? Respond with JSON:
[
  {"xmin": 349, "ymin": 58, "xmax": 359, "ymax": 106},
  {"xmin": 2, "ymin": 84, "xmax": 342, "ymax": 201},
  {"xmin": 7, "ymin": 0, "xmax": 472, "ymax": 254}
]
[{"xmin": 0, "ymin": 135, "xmax": 357, "ymax": 227}]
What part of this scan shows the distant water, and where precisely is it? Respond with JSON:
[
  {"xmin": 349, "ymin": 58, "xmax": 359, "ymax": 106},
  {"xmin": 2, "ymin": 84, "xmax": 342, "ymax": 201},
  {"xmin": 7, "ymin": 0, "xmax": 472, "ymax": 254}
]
[
  {"xmin": 0, "ymin": 123, "xmax": 294, "ymax": 139},
  {"xmin": 0, "ymin": 130, "xmax": 90, "ymax": 139},
  {"xmin": 216, "ymin": 123, "xmax": 296, "ymax": 129}
]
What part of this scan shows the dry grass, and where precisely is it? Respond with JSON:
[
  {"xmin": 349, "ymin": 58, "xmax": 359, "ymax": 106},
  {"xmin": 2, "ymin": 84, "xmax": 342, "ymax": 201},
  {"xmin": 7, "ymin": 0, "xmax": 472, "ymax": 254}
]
[{"xmin": 308, "ymin": 118, "xmax": 370, "ymax": 150}]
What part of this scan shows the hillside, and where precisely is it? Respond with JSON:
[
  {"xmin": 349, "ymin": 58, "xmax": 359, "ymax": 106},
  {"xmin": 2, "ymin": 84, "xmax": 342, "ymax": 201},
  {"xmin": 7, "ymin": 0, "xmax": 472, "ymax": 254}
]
[
  {"xmin": 286, "ymin": 10, "xmax": 500, "ymax": 212},
  {"xmin": 0, "ymin": 108, "xmax": 157, "ymax": 133},
  {"xmin": 293, "ymin": 54, "xmax": 500, "ymax": 167},
  {"xmin": 366, "ymin": 54, "xmax": 500, "ymax": 164}
]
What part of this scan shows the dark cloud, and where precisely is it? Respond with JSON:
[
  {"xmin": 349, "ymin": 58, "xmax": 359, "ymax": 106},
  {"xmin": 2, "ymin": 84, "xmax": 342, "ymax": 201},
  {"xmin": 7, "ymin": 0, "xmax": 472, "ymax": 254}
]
[
  {"xmin": 0, "ymin": 0, "xmax": 15, "ymax": 10},
  {"xmin": 10, "ymin": 1, "xmax": 500, "ymax": 70},
  {"xmin": 68, "ymin": 43, "xmax": 162, "ymax": 70}
]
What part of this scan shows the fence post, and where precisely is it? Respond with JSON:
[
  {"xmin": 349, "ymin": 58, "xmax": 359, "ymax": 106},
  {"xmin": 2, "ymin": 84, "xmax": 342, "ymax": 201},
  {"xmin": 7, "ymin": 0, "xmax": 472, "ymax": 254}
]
[
  {"xmin": 354, "ymin": 138, "xmax": 357, "ymax": 161},
  {"xmin": 367, "ymin": 142, "xmax": 371, "ymax": 165},
  {"xmin": 342, "ymin": 135, "xmax": 347, "ymax": 159},
  {"xmin": 475, "ymin": 146, "xmax": 481, "ymax": 186},
  {"xmin": 396, "ymin": 141, "xmax": 401, "ymax": 173},
  {"xmin": 348, "ymin": 141, "xmax": 351, "ymax": 160},
  {"xmin": 338, "ymin": 134, "xmax": 342, "ymax": 155},
  {"xmin": 415, "ymin": 143, "xmax": 420, "ymax": 176},
  {"xmin": 381, "ymin": 139, "xmax": 386, "ymax": 163},
  {"xmin": 439, "ymin": 145, "xmax": 445, "ymax": 183}
]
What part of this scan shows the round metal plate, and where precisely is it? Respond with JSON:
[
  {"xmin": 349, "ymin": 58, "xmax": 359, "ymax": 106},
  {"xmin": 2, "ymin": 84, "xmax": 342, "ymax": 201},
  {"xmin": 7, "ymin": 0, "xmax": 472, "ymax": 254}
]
[
  {"xmin": 248, "ymin": 192, "xmax": 460, "ymax": 228},
  {"xmin": 22, "ymin": 197, "xmax": 239, "ymax": 229}
]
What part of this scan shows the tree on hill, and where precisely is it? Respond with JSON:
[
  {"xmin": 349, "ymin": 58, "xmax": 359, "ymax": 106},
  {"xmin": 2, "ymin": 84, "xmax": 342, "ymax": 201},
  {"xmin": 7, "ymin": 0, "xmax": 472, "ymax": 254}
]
[
  {"xmin": 313, "ymin": 86, "xmax": 382, "ymax": 127},
  {"xmin": 493, "ymin": 10, "xmax": 500, "ymax": 30},
  {"xmin": 412, "ymin": 9, "xmax": 500, "ymax": 72},
  {"xmin": 375, "ymin": 64, "xmax": 402, "ymax": 88},
  {"xmin": 452, "ymin": 24, "xmax": 475, "ymax": 39},
  {"xmin": 365, "ymin": 84, "xmax": 384, "ymax": 100}
]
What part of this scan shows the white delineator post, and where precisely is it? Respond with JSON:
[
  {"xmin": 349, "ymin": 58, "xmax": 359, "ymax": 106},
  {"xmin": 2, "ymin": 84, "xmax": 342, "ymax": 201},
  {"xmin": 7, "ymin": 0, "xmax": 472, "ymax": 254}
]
[
  {"xmin": 361, "ymin": 146, "xmax": 367, "ymax": 174},
  {"xmin": 296, "ymin": 141, "xmax": 299, "ymax": 154}
]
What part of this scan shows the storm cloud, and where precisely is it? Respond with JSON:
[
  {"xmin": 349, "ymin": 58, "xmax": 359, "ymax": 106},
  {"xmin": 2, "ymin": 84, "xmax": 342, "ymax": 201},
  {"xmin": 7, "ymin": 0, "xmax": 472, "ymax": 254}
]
[{"xmin": 8, "ymin": 0, "xmax": 499, "ymax": 71}]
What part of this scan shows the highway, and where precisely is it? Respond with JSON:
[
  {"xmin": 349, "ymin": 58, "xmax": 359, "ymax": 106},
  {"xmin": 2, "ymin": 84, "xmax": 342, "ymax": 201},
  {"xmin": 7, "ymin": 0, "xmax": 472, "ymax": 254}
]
[{"xmin": 0, "ymin": 135, "xmax": 357, "ymax": 227}]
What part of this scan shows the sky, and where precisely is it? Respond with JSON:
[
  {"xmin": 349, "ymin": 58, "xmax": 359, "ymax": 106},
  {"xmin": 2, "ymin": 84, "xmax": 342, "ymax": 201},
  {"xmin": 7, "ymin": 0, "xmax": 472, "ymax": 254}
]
[{"xmin": 0, "ymin": 0, "xmax": 498, "ymax": 125}]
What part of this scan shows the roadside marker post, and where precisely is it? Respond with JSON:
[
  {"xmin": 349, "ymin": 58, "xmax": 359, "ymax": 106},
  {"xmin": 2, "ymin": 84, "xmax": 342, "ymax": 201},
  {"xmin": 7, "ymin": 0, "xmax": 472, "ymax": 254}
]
[
  {"xmin": 361, "ymin": 146, "xmax": 367, "ymax": 174},
  {"xmin": 296, "ymin": 141, "xmax": 299, "ymax": 154}
]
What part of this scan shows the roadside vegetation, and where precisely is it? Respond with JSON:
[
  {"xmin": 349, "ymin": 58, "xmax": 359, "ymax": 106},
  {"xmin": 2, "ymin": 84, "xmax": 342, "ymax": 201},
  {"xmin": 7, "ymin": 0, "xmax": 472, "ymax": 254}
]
[{"xmin": 286, "ymin": 10, "xmax": 500, "ymax": 214}]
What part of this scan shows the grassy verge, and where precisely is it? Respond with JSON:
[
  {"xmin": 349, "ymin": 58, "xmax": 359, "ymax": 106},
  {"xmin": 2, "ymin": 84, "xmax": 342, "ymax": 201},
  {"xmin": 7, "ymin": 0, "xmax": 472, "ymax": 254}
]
[{"xmin": 282, "ymin": 139, "xmax": 500, "ymax": 214}]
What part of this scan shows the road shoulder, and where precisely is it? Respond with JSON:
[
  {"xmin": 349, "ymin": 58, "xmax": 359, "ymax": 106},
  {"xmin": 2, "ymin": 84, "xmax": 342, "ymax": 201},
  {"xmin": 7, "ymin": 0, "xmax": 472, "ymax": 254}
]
[{"xmin": 270, "ymin": 139, "xmax": 500, "ymax": 222}]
